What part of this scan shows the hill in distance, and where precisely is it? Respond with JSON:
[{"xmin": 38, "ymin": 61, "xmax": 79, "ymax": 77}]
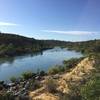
[{"xmin": 0, "ymin": 32, "xmax": 100, "ymax": 57}]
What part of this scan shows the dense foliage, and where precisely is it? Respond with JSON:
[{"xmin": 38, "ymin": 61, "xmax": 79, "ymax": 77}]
[{"xmin": 67, "ymin": 39, "xmax": 100, "ymax": 54}]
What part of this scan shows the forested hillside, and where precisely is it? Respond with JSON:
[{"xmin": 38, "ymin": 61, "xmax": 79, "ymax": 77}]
[
  {"xmin": 67, "ymin": 39, "xmax": 100, "ymax": 54},
  {"xmin": 0, "ymin": 33, "xmax": 100, "ymax": 57},
  {"xmin": 0, "ymin": 33, "xmax": 68, "ymax": 57}
]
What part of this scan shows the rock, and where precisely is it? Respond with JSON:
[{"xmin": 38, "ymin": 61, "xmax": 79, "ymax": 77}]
[
  {"xmin": 24, "ymin": 81, "xmax": 30, "ymax": 89},
  {"xmin": 0, "ymin": 84, "xmax": 3, "ymax": 90},
  {"xmin": 8, "ymin": 83, "xmax": 16, "ymax": 87},
  {"xmin": 3, "ymin": 84, "xmax": 10, "ymax": 89},
  {"xmin": 20, "ymin": 88, "xmax": 26, "ymax": 93},
  {"xmin": 20, "ymin": 81, "xmax": 27, "ymax": 87},
  {"xmin": 14, "ymin": 91, "xmax": 21, "ymax": 96},
  {"xmin": 15, "ymin": 81, "xmax": 20, "ymax": 85},
  {"xmin": 9, "ymin": 87, "xmax": 13, "ymax": 92},
  {"xmin": 0, "ymin": 80, "xmax": 4, "ymax": 85},
  {"xmin": 22, "ymin": 91, "xmax": 28, "ymax": 96},
  {"xmin": 35, "ymin": 76, "xmax": 41, "ymax": 80},
  {"xmin": 12, "ymin": 86, "xmax": 17, "ymax": 91},
  {"xmin": 7, "ymin": 90, "xmax": 11, "ymax": 93},
  {"xmin": 53, "ymin": 74, "xmax": 60, "ymax": 79}
]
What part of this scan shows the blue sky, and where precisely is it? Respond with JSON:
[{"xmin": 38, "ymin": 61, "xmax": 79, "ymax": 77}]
[{"xmin": 0, "ymin": 0, "xmax": 100, "ymax": 41}]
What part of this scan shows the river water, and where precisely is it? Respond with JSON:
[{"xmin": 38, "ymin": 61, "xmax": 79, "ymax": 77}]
[{"xmin": 0, "ymin": 47, "xmax": 83, "ymax": 81}]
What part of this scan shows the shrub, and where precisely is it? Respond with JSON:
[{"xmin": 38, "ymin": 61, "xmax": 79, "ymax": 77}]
[
  {"xmin": 48, "ymin": 65, "xmax": 65, "ymax": 75},
  {"xmin": 22, "ymin": 71, "xmax": 33, "ymax": 80},
  {"xmin": 63, "ymin": 57, "xmax": 84, "ymax": 70},
  {"xmin": 28, "ymin": 79, "xmax": 41, "ymax": 91},
  {"xmin": 45, "ymin": 77, "xmax": 57, "ymax": 93},
  {"xmin": 80, "ymin": 76, "xmax": 100, "ymax": 100},
  {"xmin": 39, "ymin": 70, "xmax": 46, "ymax": 76},
  {"xmin": 10, "ymin": 76, "xmax": 17, "ymax": 83},
  {"xmin": 48, "ymin": 67, "xmax": 59, "ymax": 75},
  {"xmin": 68, "ymin": 85, "xmax": 82, "ymax": 100}
]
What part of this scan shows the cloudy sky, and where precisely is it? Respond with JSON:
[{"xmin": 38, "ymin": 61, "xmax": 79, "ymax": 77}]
[{"xmin": 0, "ymin": 0, "xmax": 100, "ymax": 41}]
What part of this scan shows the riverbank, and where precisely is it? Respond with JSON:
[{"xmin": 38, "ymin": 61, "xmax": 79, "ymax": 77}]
[
  {"xmin": 29, "ymin": 56, "xmax": 96, "ymax": 100},
  {"xmin": 0, "ymin": 71, "xmax": 46, "ymax": 99},
  {"xmin": 0, "ymin": 55, "xmax": 99, "ymax": 100},
  {"xmin": 0, "ymin": 57, "xmax": 84, "ymax": 98}
]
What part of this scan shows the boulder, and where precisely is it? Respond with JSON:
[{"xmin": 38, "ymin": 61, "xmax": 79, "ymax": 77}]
[{"xmin": 8, "ymin": 83, "xmax": 16, "ymax": 87}]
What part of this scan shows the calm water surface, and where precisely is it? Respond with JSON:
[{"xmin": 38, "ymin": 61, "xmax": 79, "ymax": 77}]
[{"xmin": 0, "ymin": 48, "xmax": 83, "ymax": 81}]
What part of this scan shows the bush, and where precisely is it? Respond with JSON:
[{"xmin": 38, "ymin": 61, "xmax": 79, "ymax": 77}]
[
  {"xmin": 63, "ymin": 57, "xmax": 84, "ymax": 70},
  {"xmin": 80, "ymin": 76, "xmax": 100, "ymax": 100},
  {"xmin": 28, "ymin": 79, "xmax": 41, "ymax": 91},
  {"xmin": 48, "ymin": 66, "xmax": 60, "ymax": 75},
  {"xmin": 10, "ymin": 76, "xmax": 17, "ymax": 83},
  {"xmin": 39, "ymin": 70, "xmax": 46, "ymax": 76},
  {"xmin": 68, "ymin": 85, "xmax": 82, "ymax": 100},
  {"xmin": 45, "ymin": 77, "xmax": 57, "ymax": 93},
  {"xmin": 48, "ymin": 65, "xmax": 65, "ymax": 75},
  {"xmin": 22, "ymin": 71, "xmax": 33, "ymax": 80}
]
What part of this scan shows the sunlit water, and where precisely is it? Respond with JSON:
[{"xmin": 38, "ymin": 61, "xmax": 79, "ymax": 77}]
[{"xmin": 0, "ymin": 48, "xmax": 83, "ymax": 81}]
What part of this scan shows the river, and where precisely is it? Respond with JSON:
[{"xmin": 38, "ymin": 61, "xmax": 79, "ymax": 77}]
[{"xmin": 0, "ymin": 47, "xmax": 83, "ymax": 81}]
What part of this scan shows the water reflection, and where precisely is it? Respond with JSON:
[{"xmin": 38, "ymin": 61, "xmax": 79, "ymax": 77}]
[
  {"xmin": 0, "ymin": 48, "xmax": 83, "ymax": 81},
  {"xmin": 0, "ymin": 51, "xmax": 43, "ymax": 65}
]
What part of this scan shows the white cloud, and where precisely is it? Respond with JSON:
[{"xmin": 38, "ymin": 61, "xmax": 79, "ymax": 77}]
[
  {"xmin": 0, "ymin": 22, "xmax": 18, "ymax": 26},
  {"xmin": 41, "ymin": 30, "xmax": 96, "ymax": 35}
]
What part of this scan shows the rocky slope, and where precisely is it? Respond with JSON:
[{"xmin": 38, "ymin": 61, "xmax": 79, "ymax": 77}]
[{"xmin": 29, "ymin": 57, "xmax": 96, "ymax": 100}]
